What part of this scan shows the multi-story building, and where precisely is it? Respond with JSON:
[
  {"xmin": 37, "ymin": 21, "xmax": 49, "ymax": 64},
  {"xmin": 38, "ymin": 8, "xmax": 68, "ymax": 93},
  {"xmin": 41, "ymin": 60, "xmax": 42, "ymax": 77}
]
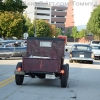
[
  {"xmin": 51, "ymin": 6, "xmax": 67, "ymax": 33},
  {"xmin": 35, "ymin": 2, "xmax": 51, "ymax": 23},
  {"xmin": 24, "ymin": 1, "xmax": 68, "ymax": 33}
]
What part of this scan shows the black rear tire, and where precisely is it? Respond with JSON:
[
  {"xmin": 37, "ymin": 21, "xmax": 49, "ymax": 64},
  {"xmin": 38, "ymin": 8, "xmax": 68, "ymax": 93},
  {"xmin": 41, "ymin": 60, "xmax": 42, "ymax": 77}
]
[
  {"xmin": 66, "ymin": 64, "xmax": 69, "ymax": 78},
  {"xmin": 15, "ymin": 74, "xmax": 24, "ymax": 85},
  {"xmin": 61, "ymin": 65, "xmax": 68, "ymax": 88},
  {"xmin": 15, "ymin": 62, "xmax": 24, "ymax": 85}
]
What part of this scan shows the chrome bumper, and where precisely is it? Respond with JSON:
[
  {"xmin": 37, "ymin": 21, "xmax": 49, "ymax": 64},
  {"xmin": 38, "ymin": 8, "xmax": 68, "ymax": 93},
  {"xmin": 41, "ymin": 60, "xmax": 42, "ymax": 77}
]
[
  {"xmin": 94, "ymin": 54, "xmax": 100, "ymax": 56},
  {"xmin": 14, "ymin": 70, "xmax": 25, "ymax": 75},
  {"xmin": 70, "ymin": 57, "xmax": 93, "ymax": 61}
]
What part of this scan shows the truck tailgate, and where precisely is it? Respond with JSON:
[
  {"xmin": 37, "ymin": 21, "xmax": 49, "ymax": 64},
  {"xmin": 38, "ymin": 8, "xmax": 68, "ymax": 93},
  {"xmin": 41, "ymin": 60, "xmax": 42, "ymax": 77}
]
[{"xmin": 22, "ymin": 57, "xmax": 60, "ymax": 72}]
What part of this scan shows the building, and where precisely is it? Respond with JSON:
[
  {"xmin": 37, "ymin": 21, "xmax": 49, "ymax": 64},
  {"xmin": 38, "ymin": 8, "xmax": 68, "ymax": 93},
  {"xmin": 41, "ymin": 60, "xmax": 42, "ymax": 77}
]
[
  {"xmin": 51, "ymin": 6, "xmax": 67, "ymax": 33},
  {"xmin": 24, "ymin": 1, "xmax": 68, "ymax": 33},
  {"xmin": 23, "ymin": 0, "xmax": 35, "ymax": 21},
  {"xmin": 35, "ymin": 2, "xmax": 51, "ymax": 23},
  {"xmin": 65, "ymin": 0, "xmax": 74, "ymax": 33},
  {"xmin": 92, "ymin": 0, "xmax": 100, "ymax": 10}
]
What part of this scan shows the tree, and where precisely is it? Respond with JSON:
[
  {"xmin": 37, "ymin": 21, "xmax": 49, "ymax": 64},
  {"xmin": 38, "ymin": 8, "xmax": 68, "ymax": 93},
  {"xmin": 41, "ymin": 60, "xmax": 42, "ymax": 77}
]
[
  {"xmin": 78, "ymin": 29, "xmax": 88, "ymax": 38},
  {"xmin": 51, "ymin": 24, "xmax": 56, "ymax": 37},
  {"xmin": 35, "ymin": 19, "xmax": 52, "ymax": 37},
  {"xmin": 0, "ymin": 0, "xmax": 4, "ymax": 11},
  {"xmin": 87, "ymin": 5, "xmax": 100, "ymax": 40},
  {"xmin": 3, "ymin": 0, "xmax": 27, "ymax": 13},
  {"xmin": 0, "ymin": 11, "xmax": 23, "ymax": 38},
  {"xmin": 66, "ymin": 28, "xmax": 72, "ymax": 38},
  {"xmin": 71, "ymin": 26, "xmax": 78, "ymax": 42},
  {"xmin": 23, "ymin": 14, "xmax": 32, "ymax": 33},
  {"xmin": 55, "ymin": 28, "xmax": 62, "ymax": 37}
]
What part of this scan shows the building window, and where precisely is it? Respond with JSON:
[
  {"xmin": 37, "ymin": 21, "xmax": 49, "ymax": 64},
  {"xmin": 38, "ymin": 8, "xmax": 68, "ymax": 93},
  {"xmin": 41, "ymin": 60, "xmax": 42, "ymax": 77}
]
[
  {"xmin": 56, "ymin": 22, "xmax": 64, "ymax": 24},
  {"xmin": 52, "ymin": 15, "xmax": 54, "ymax": 17},
  {"xmin": 57, "ymin": 10, "xmax": 65, "ymax": 11},
  {"xmin": 36, "ymin": 7, "xmax": 50, "ymax": 10},
  {"xmin": 37, "ymin": 13, "xmax": 50, "ymax": 16},
  {"xmin": 56, "ymin": 16, "xmax": 65, "ymax": 18},
  {"xmin": 61, "ymin": 27, "xmax": 64, "ymax": 31},
  {"xmin": 51, "ymin": 21, "xmax": 54, "ymax": 23}
]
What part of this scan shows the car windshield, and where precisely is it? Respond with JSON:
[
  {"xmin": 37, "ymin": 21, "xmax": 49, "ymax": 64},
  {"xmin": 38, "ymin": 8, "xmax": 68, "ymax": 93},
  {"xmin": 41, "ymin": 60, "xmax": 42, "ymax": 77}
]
[
  {"xmin": 91, "ymin": 46, "xmax": 100, "ymax": 49},
  {"xmin": 91, "ymin": 41, "xmax": 100, "ymax": 44},
  {"xmin": 72, "ymin": 45, "xmax": 91, "ymax": 51}
]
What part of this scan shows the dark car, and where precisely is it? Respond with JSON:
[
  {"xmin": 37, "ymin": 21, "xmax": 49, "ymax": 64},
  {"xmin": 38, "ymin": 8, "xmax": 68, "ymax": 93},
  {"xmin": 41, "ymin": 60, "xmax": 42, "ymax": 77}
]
[
  {"xmin": 69, "ymin": 44, "xmax": 94, "ymax": 64},
  {"xmin": 0, "ymin": 40, "xmax": 26, "ymax": 59}
]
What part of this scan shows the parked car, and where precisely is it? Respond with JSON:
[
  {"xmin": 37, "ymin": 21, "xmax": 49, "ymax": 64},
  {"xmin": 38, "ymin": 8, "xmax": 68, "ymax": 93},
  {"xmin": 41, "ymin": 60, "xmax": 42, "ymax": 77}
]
[
  {"xmin": 69, "ymin": 44, "xmax": 94, "ymax": 64},
  {"xmin": 90, "ymin": 40, "xmax": 100, "ymax": 45},
  {"xmin": 91, "ymin": 45, "xmax": 100, "ymax": 59},
  {"xmin": 0, "ymin": 40, "xmax": 26, "ymax": 59}
]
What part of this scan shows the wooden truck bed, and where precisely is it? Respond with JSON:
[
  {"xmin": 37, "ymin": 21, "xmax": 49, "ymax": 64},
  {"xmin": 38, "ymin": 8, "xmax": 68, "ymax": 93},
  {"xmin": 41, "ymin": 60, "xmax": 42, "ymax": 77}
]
[{"xmin": 22, "ymin": 37, "xmax": 65, "ymax": 73}]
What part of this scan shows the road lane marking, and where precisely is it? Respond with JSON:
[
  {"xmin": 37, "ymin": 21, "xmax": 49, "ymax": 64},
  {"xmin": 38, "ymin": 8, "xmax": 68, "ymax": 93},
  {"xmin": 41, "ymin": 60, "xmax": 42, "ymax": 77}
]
[{"xmin": 0, "ymin": 76, "xmax": 15, "ymax": 88}]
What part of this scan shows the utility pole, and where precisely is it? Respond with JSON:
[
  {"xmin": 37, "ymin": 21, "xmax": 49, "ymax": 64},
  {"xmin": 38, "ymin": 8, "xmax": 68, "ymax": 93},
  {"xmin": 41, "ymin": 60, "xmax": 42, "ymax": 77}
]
[{"xmin": 34, "ymin": 4, "xmax": 37, "ymax": 37}]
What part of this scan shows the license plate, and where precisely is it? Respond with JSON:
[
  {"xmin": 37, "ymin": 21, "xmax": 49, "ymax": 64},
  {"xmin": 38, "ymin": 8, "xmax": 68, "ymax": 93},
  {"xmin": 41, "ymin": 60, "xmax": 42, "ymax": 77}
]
[
  {"xmin": 45, "ymin": 74, "xmax": 55, "ymax": 79},
  {"xmin": 80, "ymin": 55, "xmax": 84, "ymax": 58}
]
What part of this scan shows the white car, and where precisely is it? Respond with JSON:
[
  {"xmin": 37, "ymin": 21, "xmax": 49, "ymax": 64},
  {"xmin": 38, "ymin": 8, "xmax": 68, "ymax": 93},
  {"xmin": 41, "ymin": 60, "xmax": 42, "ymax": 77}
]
[{"xmin": 91, "ymin": 45, "xmax": 100, "ymax": 59}]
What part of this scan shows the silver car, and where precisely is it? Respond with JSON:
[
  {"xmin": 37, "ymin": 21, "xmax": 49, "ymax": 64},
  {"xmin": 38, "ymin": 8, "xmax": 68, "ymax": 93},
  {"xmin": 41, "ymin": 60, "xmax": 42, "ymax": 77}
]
[{"xmin": 91, "ymin": 45, "xmax": 100, "ymax": 59}]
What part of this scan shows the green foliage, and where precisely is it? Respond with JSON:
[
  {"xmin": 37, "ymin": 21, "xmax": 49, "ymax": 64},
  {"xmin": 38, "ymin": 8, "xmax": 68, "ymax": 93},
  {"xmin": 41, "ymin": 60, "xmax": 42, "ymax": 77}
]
[
  {"xmin": 35, "ymin": 19, "xmax": 52, "ymax": 37},
  {"xmin": 77, "ymin": 29, "xmax": 88, "ymax": 38},
  {"xmin": 0, "ymin": 0, "xmax": 4, "ymax": 11},
  {"xmin": 22, "ymin": 14, "xmax": 34, "ymax": 37},
  {"xmin": 0, "ymin": 0, "xmax": 27, "ymax": 13},
  {"xmin": 71, "ymin": 26, "xmax": 78, "ymax": 41},
  {"xmin": 0, "ymin": 11, "xmax": 23, "ymax": 38},
  {"xmin": 28, "ymin": 25, "xmax": 34, "ymax": 37},
  {"xmin": 66, "ymin": 28, "xmax": 72, "ymax": 38},
  {"xmin": 51, "ymin": 24, "xmax": 56, "ymax": 37},
  {"xmin": 87, "ymin": 5, "xmax": 100, "ymax": 40},
  {"xmin": 55, "ymin": 28, "xmax": 62, "ymax": 37}
]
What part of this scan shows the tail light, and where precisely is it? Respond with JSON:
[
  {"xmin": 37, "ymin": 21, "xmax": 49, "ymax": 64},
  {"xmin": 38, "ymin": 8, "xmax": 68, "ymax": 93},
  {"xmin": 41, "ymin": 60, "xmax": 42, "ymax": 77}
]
[
  {"xmin": 17, "ymin": 68, "xmax": 22, "ymax": 72},
  {"xmin": 60, "ymin": 70, "xmax": 64, "ymax": 74}
]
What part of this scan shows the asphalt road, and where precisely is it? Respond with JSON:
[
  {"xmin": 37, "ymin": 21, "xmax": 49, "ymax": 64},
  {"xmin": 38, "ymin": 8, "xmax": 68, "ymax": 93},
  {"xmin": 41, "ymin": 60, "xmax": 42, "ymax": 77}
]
[{"xmin": 0, "ymin": 53, "xmax": 100, "ymax": 100}]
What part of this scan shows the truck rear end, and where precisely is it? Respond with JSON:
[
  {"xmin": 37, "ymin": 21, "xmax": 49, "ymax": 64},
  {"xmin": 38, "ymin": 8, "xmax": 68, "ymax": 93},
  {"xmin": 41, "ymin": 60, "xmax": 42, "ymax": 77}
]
[{"xmin": 14, "ymin": 37, "xmax": 69, "ymax": 88}]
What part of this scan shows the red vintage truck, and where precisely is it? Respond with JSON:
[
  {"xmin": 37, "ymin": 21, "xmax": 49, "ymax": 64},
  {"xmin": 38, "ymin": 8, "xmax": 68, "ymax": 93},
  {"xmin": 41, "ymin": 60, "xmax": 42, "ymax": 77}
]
[
  {"xmin": 14, "ymin": 37, "xmax": 69, "ymax": 88},
  {"xmin": 57, "ymin": 35, "xmax": 67, "ymax": 45}
]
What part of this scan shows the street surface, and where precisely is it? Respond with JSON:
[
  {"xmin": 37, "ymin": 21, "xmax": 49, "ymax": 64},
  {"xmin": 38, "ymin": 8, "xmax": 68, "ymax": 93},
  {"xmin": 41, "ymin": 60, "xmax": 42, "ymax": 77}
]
[{"xmin": 0, "ymin": 44, "xmax": 100, "ymax": 100}]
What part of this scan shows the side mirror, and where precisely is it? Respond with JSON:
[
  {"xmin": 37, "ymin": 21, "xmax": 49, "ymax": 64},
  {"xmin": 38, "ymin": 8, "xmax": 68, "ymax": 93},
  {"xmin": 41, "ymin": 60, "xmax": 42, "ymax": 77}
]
[{"xmin": 65, "ymin": 49, "xmax": 68, "ymax": 52}]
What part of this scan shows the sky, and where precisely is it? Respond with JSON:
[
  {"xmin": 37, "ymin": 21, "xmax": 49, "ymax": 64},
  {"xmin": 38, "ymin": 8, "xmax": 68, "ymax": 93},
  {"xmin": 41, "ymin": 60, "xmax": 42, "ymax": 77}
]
[{"xmin": 23, "ymin": 0, "xmax": 96, "ymax": 30}]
